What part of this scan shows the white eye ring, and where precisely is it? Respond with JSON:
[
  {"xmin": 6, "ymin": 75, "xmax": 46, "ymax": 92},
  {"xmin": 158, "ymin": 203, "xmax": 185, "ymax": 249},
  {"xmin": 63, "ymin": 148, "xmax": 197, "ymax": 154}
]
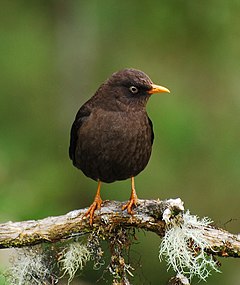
[{"xmin": 129, "ymin": 86, "xmax": 138, "ymax": 94}]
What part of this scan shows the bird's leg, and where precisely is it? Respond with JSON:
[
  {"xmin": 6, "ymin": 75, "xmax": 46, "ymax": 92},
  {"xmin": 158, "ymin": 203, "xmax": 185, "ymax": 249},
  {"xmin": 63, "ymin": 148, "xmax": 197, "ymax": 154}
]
[
  {"xmin": 85, "ymin": 180, "xmax": 102, "ymax": 225},
  {"xmin": 122, "ymin": 177, "xmax": 138, "ymax": 214}
]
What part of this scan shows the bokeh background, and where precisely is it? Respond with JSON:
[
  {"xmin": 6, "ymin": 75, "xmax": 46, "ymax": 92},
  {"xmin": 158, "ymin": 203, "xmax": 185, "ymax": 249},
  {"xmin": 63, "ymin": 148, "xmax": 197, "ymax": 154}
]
[{"xmin": 0, "ymin": 1, "xmax": 240, "ymax": 284}]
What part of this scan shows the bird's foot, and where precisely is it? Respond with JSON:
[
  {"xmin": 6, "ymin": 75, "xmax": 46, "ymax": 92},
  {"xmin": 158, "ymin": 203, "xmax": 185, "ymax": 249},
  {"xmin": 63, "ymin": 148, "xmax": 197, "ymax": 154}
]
[
  {"xmin": 85, "ymin": 196, "xmax": 102, "ymax": 226},
  {"xmin": 122, "ymin": 195, "xmax": 138, "ymax": 214}
]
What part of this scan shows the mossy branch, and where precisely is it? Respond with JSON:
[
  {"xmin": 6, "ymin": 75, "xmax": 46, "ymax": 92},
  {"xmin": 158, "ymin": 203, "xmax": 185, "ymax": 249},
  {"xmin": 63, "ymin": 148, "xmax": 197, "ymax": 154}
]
[{"xmin": 0, "ymin": 198, "xmax": 239, "ymax": 259}]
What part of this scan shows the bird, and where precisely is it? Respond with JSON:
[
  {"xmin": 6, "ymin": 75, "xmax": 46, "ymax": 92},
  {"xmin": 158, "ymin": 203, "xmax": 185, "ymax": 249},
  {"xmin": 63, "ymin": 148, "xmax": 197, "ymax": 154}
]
[{"xmin": 69, "ymin": 68, "xmax": 170, "ymax": 225}]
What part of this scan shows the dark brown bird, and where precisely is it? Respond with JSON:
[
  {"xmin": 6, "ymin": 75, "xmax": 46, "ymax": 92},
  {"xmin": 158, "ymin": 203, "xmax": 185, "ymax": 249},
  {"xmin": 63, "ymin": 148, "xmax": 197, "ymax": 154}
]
[{"xmin": 69, "ymin": 68, "xmax": 170, "ymax": 225}]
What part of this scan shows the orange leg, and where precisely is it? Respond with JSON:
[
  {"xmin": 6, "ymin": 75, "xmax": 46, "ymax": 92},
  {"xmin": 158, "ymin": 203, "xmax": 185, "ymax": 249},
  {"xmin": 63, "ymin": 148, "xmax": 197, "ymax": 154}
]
[
  {"xmin": 85, "ymin": 180, "xmax": 102, "ymax": 225},
  {"xmin": 122, "ymin": 177, "xmax": 138, "ymax": 214}
]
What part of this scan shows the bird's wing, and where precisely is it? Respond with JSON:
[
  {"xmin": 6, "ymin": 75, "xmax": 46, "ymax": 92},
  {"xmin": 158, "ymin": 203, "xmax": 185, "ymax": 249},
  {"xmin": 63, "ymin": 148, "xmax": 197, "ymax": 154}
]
[
  {"xmin": 69, "ymin": 105, "xmax": 91, "ymax": 164},
  {"xmin": 148, "ymin": 116, "xmax": 154, "ymax": 145}
]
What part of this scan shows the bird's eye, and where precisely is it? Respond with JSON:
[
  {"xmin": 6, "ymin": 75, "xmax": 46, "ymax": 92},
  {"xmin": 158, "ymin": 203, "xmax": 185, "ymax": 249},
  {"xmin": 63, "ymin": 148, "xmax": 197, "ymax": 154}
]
[{"xmin": 129, "ymin": 86, "xmax": 139, "ymax": 94}]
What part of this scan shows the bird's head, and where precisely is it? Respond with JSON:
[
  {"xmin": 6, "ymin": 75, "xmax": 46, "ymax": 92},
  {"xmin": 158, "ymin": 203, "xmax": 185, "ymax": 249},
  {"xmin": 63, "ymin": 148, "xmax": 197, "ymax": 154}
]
[{"xmin": 100, "ymin": 68, "xmax": 170, "ymax": 110}]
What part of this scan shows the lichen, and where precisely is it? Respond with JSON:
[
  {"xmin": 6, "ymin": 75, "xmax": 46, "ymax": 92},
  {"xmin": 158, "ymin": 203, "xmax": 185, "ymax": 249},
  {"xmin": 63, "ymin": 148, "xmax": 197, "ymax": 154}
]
[
  {"xmin": 6, "ymin": 245, "xmax": 57, "ymax": 285},
  {"xmin": 107, "ymin": 227, "xmax": 135, "ymax": 284},
  {"xmin": 59, "ymin": 242, "xmax": 90, "ymax": 284},
  {"xmin": 87, "ymin": 230, "xmax": 105, "ymax": 270},
  {"xmin": 159, "ymin": 210, "xmax": 220, "ymax": 281}
]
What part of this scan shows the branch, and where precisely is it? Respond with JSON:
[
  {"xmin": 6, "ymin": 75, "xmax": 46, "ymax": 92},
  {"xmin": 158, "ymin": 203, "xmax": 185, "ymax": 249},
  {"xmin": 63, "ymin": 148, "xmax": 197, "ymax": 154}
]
[{"xmin": 0, "ymin": 198, "xmax": 239, "ymax": 258}]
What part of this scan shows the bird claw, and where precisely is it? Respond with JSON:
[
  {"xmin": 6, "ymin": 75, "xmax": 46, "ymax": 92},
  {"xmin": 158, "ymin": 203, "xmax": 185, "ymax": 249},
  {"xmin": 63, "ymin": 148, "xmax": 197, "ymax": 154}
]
[
  {"xmin": 85, "ymin": 198, "xmax": 102, "ymax": 226},
  {"xmin": 122, "ymin": 197, "xmax": 138, "ymax": 214}
]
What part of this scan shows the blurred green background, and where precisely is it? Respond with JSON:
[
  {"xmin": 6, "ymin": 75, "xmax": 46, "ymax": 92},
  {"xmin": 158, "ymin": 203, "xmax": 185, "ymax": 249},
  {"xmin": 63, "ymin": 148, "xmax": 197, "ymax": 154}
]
[{"xmin": 0, "ymin": 1, "xmax": 240, "ymax": 284}]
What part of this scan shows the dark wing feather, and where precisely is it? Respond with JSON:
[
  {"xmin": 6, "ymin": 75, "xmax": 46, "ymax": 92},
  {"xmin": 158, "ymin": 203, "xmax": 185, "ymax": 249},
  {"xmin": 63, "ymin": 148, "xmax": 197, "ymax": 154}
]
[
  {"xmin": 69, "ymin": 105, "xmax": 91, "ymax": 165},
  {"xmin": 148, "ymin": 116, "xmax": 154, "ymax": 145}
]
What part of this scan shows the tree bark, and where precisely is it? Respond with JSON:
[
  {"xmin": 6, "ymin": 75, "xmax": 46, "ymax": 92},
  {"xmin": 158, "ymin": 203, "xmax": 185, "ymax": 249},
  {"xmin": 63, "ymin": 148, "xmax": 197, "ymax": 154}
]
[{"xmin": 0, "ymin": 198, "xmax": 239, "ymax": 258}]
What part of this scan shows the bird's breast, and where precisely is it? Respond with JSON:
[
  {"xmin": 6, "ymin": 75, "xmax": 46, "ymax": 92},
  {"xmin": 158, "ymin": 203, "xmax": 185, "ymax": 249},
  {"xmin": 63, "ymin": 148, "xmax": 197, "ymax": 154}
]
[{"xmin": 75, "ymin": 109, "xmax": 153, "ymax": 183}]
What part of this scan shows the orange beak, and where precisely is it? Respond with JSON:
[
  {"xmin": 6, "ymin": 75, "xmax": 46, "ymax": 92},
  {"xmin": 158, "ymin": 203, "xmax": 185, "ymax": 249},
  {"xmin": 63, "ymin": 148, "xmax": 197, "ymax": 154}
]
[{"xmin": 147, "ymin": 83, "xmax": 170, "ymax": 94}]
